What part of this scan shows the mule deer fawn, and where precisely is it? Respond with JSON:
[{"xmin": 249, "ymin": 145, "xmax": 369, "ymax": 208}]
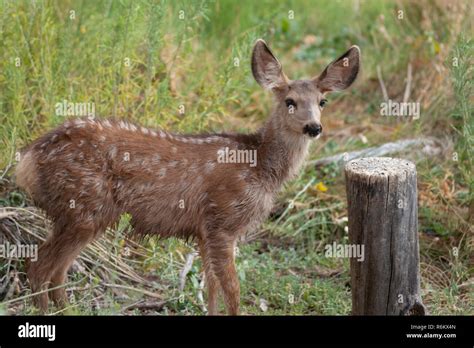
[{"xmin": 15, "ymin": 39, "xmax": 360, "ymax": 315}]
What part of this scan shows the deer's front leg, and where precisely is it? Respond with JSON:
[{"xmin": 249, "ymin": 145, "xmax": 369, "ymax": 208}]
[{"xmin": 206, "ymin": 236, "xmax": 240, "ymax": 315}]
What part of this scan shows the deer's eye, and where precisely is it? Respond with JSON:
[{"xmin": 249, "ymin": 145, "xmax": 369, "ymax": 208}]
[
  {"xmin": 319, "ymin": 99, "xmax": 328, "ymax": 108},
  {"xmin": 285, "ymin": 98, "xmax": 297, "ymax": 108}
]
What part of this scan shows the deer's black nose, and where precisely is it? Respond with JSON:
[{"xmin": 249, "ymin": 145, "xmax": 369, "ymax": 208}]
[{"xmin": 303, "ymin": 123, "xmax": 322, "ymax": 137}]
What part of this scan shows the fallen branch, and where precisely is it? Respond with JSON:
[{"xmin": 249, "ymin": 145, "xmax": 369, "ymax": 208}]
[
  {"xmin": 122, "ymin": 300, "xmax": 167, "ymax": 312},
  {"xmin": 103, "ymin": 283, "xmax": 163, "ymax": 299},
  {"xmin": 308, "ymin": 137, "xmax": 446, "ymax": 168}
]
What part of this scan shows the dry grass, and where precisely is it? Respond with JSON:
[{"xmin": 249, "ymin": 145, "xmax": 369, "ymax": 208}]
[{"xmin": 0, "ymin": 206, "xmax": 188, "ymax": 315}]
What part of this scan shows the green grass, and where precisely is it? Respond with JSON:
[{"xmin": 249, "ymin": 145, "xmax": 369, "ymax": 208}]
[
  {"xmin": 0, "ymin": 0, "xmax": 472, "ymax": 315},
  {"xmin": 449, "ymin": 34, "xmax": 473, "ymax": 209}
]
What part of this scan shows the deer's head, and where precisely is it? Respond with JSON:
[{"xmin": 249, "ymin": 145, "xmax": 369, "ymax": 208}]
[{"xmin": 251, "ymin": 39, "xmax": 360, "ymax": 138}]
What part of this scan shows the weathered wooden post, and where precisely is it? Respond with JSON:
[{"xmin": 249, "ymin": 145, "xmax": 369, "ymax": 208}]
[{"xmin": 344, "ymin": 157, "xmax": 426, "ymax": 315}]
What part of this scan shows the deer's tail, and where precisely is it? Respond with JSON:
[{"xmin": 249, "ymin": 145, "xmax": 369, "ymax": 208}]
[{"xmin": 15, "ymin": 149, "xmax": 39, "ymax": 198}]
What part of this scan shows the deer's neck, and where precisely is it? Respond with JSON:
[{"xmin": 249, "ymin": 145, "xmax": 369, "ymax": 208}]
[{"xmin": 256, "ymin": 116, "xmax": 310, "ymax": 191}]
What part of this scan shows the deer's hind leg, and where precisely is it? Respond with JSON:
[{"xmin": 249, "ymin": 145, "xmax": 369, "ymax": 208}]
[
  {"xmin": 27, "ymin": 235, "xmax": 56, "ymax": 313},
  {"xmin": 198, "ymin": 239, "xmax": 220, "ymax": 315},
  {"xmin": 49, "ymin": 222, "xmax": 103, "ymax": 308},
  {"xmin": 28, "ymin": 220, "xmax": 101, "ymax": 312}
]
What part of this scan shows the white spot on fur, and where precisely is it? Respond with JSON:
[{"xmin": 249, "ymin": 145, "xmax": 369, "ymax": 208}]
[
  {"xmin": 239, "ymin": 170, "xmax": 250, "ymax": 180},
  {"xmin": 204, "ymin": 136, "xmax": 221, "ymax": 143},
  {"xmin": 74, "ymin": 119, "xmax": 86, "ymax": 128},
  {"xmin": 204, "ymin": 161, "xmax": 215, "ymax": 173},
  {"xmin": 109, "ymin": 146, "xmax": 117, "ymax": 158},
  {"xmin": 141, "ymin": 126, "xmax": 149, "ymax": 134},
  {"xmin": 159, "ymin": 168, "xmax": 167, "ymax": 178}
]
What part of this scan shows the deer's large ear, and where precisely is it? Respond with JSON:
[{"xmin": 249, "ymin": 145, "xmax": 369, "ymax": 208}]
[
  {"xmin": 314, "ymin": 45, "xmax": 360, "ymax": 92},
  {"xmin": 251, "ymin": 39, "xmax": 288, "ymax": 91}
]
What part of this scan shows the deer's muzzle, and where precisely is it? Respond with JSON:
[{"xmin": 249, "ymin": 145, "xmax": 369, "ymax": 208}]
[{"xmin": 303, "ymin": 123, "xmax": 322, "ymax": 137}]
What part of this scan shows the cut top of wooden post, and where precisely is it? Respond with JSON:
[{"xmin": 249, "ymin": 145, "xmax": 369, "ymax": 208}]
[{"xmin": 345, "ymin": 157, "xmax": 416, "ymax": 178}]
